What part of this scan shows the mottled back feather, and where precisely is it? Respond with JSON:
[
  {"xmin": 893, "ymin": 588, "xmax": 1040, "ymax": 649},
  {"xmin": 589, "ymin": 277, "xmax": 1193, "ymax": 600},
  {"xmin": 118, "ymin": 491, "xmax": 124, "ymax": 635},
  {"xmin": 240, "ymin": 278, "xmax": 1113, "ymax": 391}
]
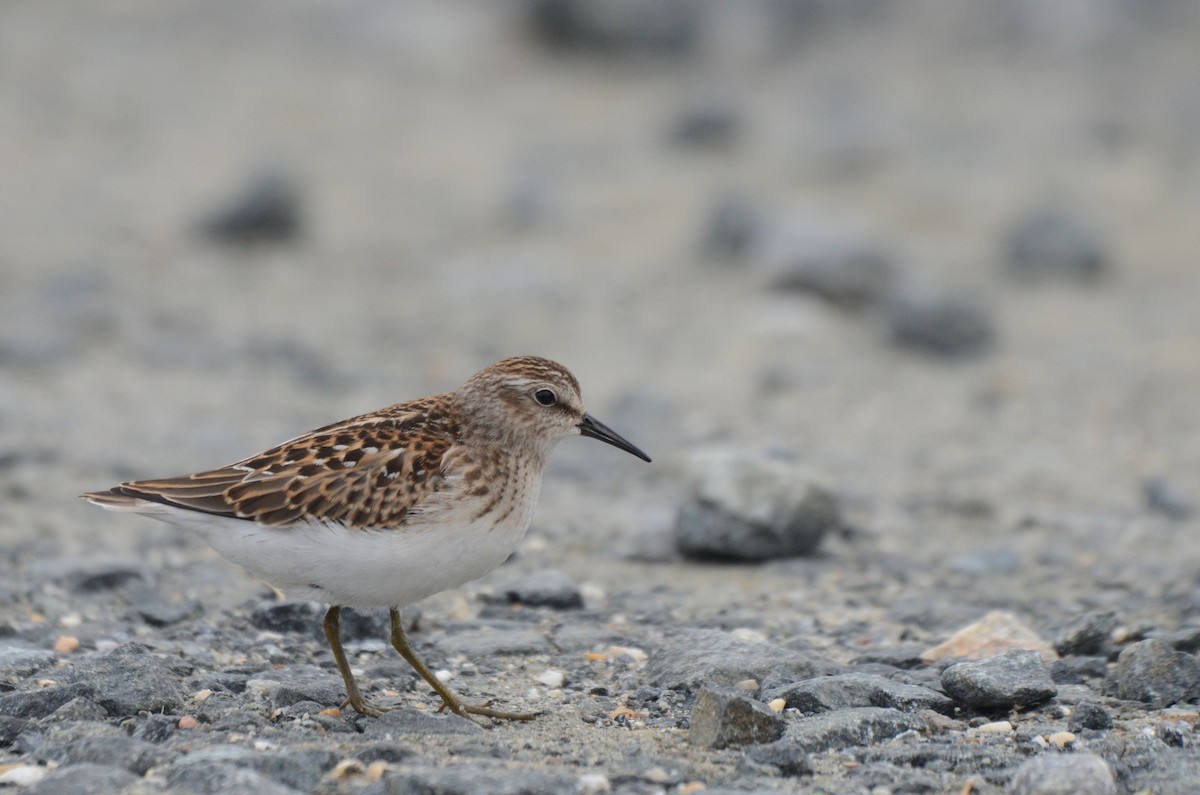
[{"xmin": 93, "ymin": 396, "xmax": 463, "ymax": 529}]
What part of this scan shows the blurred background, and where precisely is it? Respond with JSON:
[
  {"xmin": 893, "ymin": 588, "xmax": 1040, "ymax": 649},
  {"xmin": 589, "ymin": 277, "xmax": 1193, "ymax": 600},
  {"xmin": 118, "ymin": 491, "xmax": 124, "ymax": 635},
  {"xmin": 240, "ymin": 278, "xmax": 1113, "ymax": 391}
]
[{"xmin": 2, "ymin": 0, "xmax": 1198, "ymax": 607}]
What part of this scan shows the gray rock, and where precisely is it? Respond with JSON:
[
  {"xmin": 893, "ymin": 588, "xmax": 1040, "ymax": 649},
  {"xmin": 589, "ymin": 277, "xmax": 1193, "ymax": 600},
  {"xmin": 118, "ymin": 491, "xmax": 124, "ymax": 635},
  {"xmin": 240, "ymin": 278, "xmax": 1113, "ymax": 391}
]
[
  {"xmin": 702, "ymin": 192, "xmax": 762, "ymax": 260},
  {"xmin": 674, "ymin": 453, "xmax": 839, "ymax": 562},
  {"xmin": 46, "ymin": 697, "xmax": 108, "ymax": 723},
  {"xmin": 940, "ymin": 649, "xmax": 1057, "ymax": 710},
  {"xmin": 57, "ymin": 735, "xmax": 176, "ymax": 775},
  {"xmin": 671, "ymin": 103, "xmax": 741, "ymax": 150},
  {"xmin": 887, "ymin": 296, "xmax": 994, "ymax": 358},
  {"xmin": 0, "ymin": 715, "xmax": 28, "ymax": 746},
  {"xmin": 0, "ymin": 684, "xmax": 96, "ymax": 719},
  {"xmin": 249, "ymin": 667, "xmax": 346, "ymax": 709},
  {"xmin": 1149, "ymin": 626, "xmax": 1200, "ymax": 654},
  {"xmin": 1007, "ymin": 752, "xmax": 1117, "ymax": 795},
  {"xmin": 28, "ymin": 558, "xmax": 145, "ymax": 592},
  {"xmin": 1053, "ymin": 611, "xmax": 1118, "ymax": 657},
  {"xmin": 127, "ymin": 584, "xmax": 203, "ymax": 627},
  {"xmin": 130, "ymin": 713, "xmax": 179, "ymax": 744},
  {"xmin": 250, "ymin": 601, "xmax": 388, "ymax": 641},
  {"xmin": 688, "ymin": 687, "xmax": 785, "ymax": 749},
  {"xmin": 1004, "ymin": 207, "xmax": 1106, "ymax": 282},
  {"xmin": 26, "ymin": 763, "xmax": 138, "ymax": 795},
  {"xmin": 359, "ymin": 708, "xmax": 485, "ymax": 739},
  {"xmin": 765, "ymin": 673, "xmax": 955, "ymax": 716},
  {"xmin": 353, "ymin": 742, "xmax": 418, "ymax": 765},
  {"xmin": 0, "ymin": 646, "xmax": 57, "ymax": 678},
  {"xmin": 758, "ymin": 218, "xmax": 896, "ymax": 310},
  {"xmin": 1144, "ymin": 476, "xmax": 1194, "ymax": 520},
  {"xmin": 785, "ymin": 707, "xmax": 927, "ymax": 753},
  {"xmin": 744, "ymin": 740, "xmax": 814, "ymax": 777},
  {"xmin": 368, "ymin": 765, "xmax": 577, "ymax": 795},
  {"xmin": 67, "ymin": 642, "xmax": 186, "ymax": 716},
  {"xmin": 166, "ymin": 744, "xmax": 338, "ymax": 793},
  {"xmin": 527, "ymin": 0, "xmax": 701, "ymax": 56},
  {"xmin": 1049, "ymin": 656, "xmax": 1108, "ymax": 685},
  {"xmin": 950, "ymin": 546, "xmax": 1019, "ymax": 575},
  {"xmin": 1113, "ymin": 639, "xmax": 1200, "ymax": 708},
  {"xmin": 200, "ymin": 168, "xmax": 303, "ymax": 244},
  {"xmin": 491, "ymin": 568, "xmax": 583, "ymax": 609},
  {"xmin": 1067, "ymin": 700, "xmax": 1113, "ymax": 731},
  {"xmin": 435, "ymin": 625, "xmax": 549, "ymax": 657},
  {"xmin": 647, "ymin": 629, "xmax": 832, "ymax": 694},
  {"xmin": 167, "ymin": 762, "xmax": 301, "ymax": 795}
]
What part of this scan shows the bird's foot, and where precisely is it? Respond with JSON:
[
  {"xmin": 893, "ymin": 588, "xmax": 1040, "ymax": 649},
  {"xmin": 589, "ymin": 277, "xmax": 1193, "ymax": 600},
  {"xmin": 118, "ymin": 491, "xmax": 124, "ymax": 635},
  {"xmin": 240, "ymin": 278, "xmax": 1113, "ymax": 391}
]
[
  {"xmin": 437, "ymin": 696, "xmax": 538, "ymax": 724},
  {"xmin": 341, "ymin": 695, "xmax": 395, "ymax": 718}
]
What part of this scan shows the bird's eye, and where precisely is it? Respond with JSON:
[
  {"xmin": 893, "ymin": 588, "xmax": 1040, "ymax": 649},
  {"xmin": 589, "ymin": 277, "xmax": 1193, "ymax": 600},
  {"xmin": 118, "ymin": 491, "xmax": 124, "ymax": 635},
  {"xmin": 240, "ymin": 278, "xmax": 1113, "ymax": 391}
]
[{"xmin": 534, "ymin": 389, "xmax": 557, "ymax": 406}]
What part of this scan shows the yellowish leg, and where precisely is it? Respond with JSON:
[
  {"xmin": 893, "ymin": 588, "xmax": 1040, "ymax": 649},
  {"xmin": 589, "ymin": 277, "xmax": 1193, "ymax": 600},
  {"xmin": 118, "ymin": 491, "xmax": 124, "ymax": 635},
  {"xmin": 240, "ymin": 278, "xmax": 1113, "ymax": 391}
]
[
  {"xmin": 323, "ymin": 605, "xmax": 390, "ymax": 717},
  {"xmin": 388, "ymin": 608, "xmax": 537, "ymax": 723}
]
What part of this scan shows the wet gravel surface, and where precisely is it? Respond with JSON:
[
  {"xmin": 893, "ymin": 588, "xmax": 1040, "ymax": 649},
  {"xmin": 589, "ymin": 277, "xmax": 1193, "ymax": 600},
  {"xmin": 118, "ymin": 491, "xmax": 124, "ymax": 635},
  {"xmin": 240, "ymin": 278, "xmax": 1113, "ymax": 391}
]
[{"xmin": 4, "ymin": 2, "xmax": 1200, "ymax": 793}]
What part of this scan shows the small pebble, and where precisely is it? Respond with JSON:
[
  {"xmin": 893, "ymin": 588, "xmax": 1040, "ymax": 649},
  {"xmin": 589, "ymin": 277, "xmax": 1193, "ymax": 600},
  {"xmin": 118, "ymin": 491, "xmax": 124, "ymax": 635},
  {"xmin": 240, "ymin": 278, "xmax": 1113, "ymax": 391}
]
[
  {"xmin": 330, "ymin": 759, "xmax": 366, "ymax": 780},
  {"xmin": 578, "ymin": 772, "xmax": 611, "ymax": 794},
  {"xmin": 53, "ymin": 635, "xmax": 80, "ymax": 655},
  {"xmin": 678, "ymin": 783, "xmax": 707, "ymax": 794},
  {"xmin": 0, "ymin": 765, "xmax": 47, "ymax": 786},
  {"xmin": 644, "ymin": 767, "xmax": 670, "ymax": 784},
  {"xmin": 435, "ymin": 669, "xmax": 454, "ymax": 683},
  {"xmin": 976, "ymin": 720, "xmax": 1014, "ymax": 733},
  {"xmin": 536, "ymin": 670, "xmax": 565, "ymax": 688},
  {"xmin": 735, "ymin": 678, "xmax": 759, "ymax": 692},
  {"xmin": 192, "ymin": 689, "xmax": 213, "ymax": 703},
  {"xmin": 768, "ymin": 698, "xmax": 786, "ymax": 713},
  {"xmin": 178, "ymin": 715, "xmax": 198, "ymax": 730},
  {"xmin": 1047, "ymin": 731, "xmax": 1076, "ymax": 749}
]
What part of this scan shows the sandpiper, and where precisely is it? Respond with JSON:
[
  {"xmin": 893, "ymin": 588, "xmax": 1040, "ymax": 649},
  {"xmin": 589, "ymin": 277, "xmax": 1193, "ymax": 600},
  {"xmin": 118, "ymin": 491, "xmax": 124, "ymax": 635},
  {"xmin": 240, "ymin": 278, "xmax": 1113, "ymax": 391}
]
[{"xmin": 83, "ymin": 356, "xmax": 650, "ymax": 722}]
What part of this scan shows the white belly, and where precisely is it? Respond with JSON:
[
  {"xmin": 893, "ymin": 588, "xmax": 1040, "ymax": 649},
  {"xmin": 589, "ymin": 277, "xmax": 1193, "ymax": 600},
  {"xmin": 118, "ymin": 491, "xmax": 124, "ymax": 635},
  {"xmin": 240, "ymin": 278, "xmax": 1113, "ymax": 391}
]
[{"xmin": 154, "ymin": 483, "xmax": 540, "ymax": 609}]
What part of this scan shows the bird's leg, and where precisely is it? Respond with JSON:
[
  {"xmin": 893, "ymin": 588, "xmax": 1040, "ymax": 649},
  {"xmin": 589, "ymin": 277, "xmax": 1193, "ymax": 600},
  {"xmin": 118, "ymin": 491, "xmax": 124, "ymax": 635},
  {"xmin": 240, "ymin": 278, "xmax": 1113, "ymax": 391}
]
[
  {"xmin": 323, "ymin": 605, "xmax": 390, "ymax": 717},
  {"xmin": 388, "ymin": 607, "xmax": 537, "ymax": 724}
]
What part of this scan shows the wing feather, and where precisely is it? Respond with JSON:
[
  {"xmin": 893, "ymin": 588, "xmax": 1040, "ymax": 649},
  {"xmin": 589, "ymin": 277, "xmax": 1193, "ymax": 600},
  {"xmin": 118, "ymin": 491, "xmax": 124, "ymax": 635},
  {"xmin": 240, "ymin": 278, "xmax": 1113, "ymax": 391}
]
[{"xmin": 83, "ymin": 399, "xmax": 463, "ymax": 531}]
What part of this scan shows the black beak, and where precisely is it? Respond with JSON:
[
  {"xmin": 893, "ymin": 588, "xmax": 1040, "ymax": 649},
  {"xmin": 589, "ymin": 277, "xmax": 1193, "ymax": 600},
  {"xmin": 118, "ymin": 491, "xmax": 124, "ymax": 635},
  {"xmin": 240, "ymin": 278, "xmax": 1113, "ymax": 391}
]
[{"xmin": 577, "ymin": 413, "xmax": 652, "ymax": 462}]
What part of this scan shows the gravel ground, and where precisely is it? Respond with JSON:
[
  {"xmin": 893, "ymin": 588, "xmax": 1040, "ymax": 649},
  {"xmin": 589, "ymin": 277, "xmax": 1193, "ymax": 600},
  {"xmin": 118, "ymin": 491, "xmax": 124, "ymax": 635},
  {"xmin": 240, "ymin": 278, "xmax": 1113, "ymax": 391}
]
[{"xmin": 3, "ymin": 2, "xmax": 1200, "ymax": 793}]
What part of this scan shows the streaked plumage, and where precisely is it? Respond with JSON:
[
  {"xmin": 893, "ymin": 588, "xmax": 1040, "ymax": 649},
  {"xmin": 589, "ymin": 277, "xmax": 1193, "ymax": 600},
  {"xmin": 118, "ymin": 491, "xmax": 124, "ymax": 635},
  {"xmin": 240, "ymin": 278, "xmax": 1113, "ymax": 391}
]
[{"xmin": 83, "ymin": 356, "xmax": 650, "ymax": 722}]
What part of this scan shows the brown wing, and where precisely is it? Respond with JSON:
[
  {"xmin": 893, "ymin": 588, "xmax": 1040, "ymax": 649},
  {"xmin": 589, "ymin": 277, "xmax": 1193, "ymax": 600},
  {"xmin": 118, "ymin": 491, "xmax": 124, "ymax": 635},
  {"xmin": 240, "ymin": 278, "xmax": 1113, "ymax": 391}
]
[{"xmin": 89, "ymin": 399, "xmax": 462, "ymax": 529}]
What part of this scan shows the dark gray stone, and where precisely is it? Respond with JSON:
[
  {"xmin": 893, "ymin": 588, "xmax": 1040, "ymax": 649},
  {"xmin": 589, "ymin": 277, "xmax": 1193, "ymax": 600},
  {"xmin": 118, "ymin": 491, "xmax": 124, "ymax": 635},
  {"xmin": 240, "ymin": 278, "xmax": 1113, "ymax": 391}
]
[
  {"xmin": 367, "ymin": 765, "xmax": 577, "ymax": 795},
  {"xmin": 67, "ymin": 642, "xmax": 186, "ymax": 716},
  {"xmin": 527, "ymin": 0, "xmax": 701, "ymax": 56},
  {"xmin": 940, "ymin": 649, "xmax": 1057, "ymax": 710},
  {"xmin": 491, "ymin": 569, "xmax": 583, "ymax": 609},
  {"xmin": 26, "ymin": 763, "xmax": 138, "ymax": 795},
  {"xmin": 756, "ymin": 216, "xmax": 896, "ymax": 310},
  {"xmin": 0, "ymin": 646, "xmax": 57, "ymax": 678},
  {"xmin": 1150, "ymin": 626, "xmax": 1200, "ymax": 654},
  {"xmin": 28, "ymin": 558, "xmax": 145, "ymax": 592},
  {"xmin": 353, "ymin": 742, "xmax": 418, "ymax": 765},
  {"xmin": 764, "ymin": 673, "xmax": 955, "ymax": 716},
  {"xmin": 359, "ymin": 708, "xmax": 485, "ymax": 738},
  {"xmin": 435, "ymin": 626, "xmax": 549, "ymax": 657},
  {"xmin": 647, "ymin": 629, "xmax": 832, "ymax": 694},
  {"xmin": 702, "ymin": 192, "xmax": 762, "ymax": 260},
  {"xmin": 1049, "ymin": 656, "xmax": 1109, "ymax": 685},
  {"xmin": 671, "ymin": 104, "xmax": 741, "ymax": 149},
  {"xmin": 167, "ymin": 762, "xmax": 301, "ymax": 795},
  {"xmin": 130, "ymin": 713, "xmax": 179, "ymax": 744},
  {"xmin": 785, "ymin": 707, "xmax": 927, "ymax": 753},
  {"xmin": 46, "ymin": 697, "xmax": 108, "ymax": 722},
  {"xmin": 744, "ymin": 740, "xmax": 814, "ymax": 777},
  {"xmin": 166, "ymin": 744, "xmax": 338, "ymax": 793},
  {"xmin": 1068, "ymin": 700, "xmax": 1113, "ymax": 731},
  {"xmin": 0, "ymin": 683, "xmax": 96, "ymax": 719},
  {"xmin": 674, "ymin": 454, "xmax": 839, "ymax": 562},
  {"xmin": 1113, "ymin": 639, "xmax": 1200, "ymax": 708},
  {"xmin": 1004, "ymin": 207, "xmax": 1106, "ymax": 282},
  {"xmin": 1144, "ymin": 477, "xmax": 1194, "ymax": 520},
  {"xmin": 250, "ymin": 601, "xmax": 387, "ymax": 641},
  {"xmin": 887, "ymin": 296, "xmax": 994, "ymax": 358},
  {"xmin": 1007, "ymin": 752, "xmax": 1117, "ymax": 795},
  {"xmin": 58, "ymin": 734, "xmax": 177, "ymax": 775},
  {"xmin": 200, "ymin": 169, "xmax": 303, "ymax": 244},
  {"xmin": 688, "ymin": 687, "xmax": 785, "ymax": 749},
  {"xmin": 0, "ymin": 715, "xmax": 27, "ymax": 747},
  {"xmin": 250, "ymin": 667, "xmax": 346, "ymax": 709},
  {"xmin": 1052, "ymin": 611, "xmax": 1118, "ymax": 657}
]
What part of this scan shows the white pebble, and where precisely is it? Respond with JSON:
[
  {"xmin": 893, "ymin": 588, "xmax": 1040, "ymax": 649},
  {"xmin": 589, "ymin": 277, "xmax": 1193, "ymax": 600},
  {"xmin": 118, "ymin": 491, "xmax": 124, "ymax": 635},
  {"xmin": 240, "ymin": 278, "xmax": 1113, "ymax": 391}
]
[
  {"xmin": 976, "ymin": 720, "xmax": 1014, "ymax": 733},
  {"xmin": 578, "ymin": 772, "xmax": 611, "ymax": 794},
  {"xmin": 435, "ymin": 669, "xmax": 454, "ymax": 683},
  {"xmin": 536, "ymin": 669, "xmax": 565, "ymax": 688},
  {"xmin": 0, "ymin": 766, "xmax": 47, "ymax": 786}
]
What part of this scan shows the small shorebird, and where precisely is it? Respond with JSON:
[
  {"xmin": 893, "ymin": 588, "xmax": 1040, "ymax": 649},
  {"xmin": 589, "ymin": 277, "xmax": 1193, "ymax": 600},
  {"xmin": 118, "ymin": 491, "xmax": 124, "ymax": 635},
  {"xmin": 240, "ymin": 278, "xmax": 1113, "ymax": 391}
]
[{"xmin": 83, "ymin": 356, "xmax": 650, "ymax": 722}]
